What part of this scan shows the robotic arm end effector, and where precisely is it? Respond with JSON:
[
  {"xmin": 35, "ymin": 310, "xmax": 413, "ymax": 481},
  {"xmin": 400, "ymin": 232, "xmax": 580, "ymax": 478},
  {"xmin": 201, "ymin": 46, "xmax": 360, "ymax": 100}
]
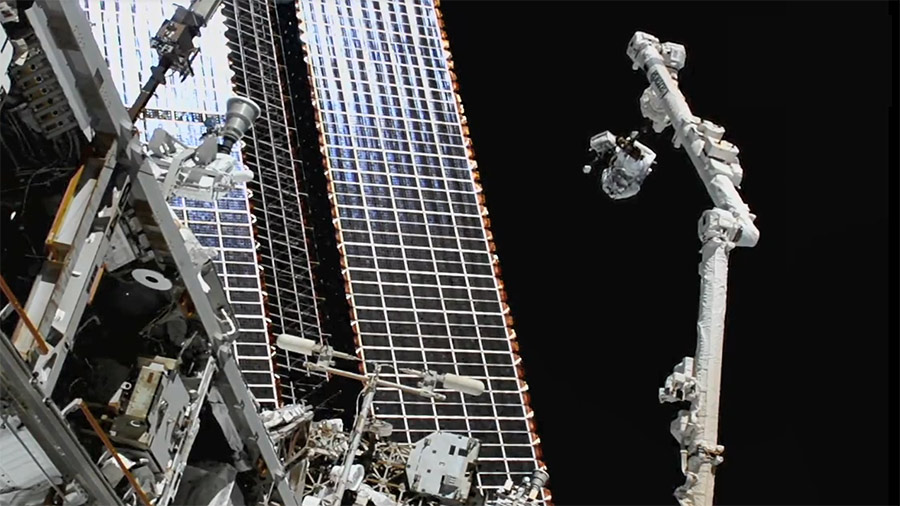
[
  {"xmin": 627, "ymin": 31, "xmax": 660, "ymax": 69},
  {"xmin": 627, "ymin": 31, "xmax": 686, "ymax": 73}
]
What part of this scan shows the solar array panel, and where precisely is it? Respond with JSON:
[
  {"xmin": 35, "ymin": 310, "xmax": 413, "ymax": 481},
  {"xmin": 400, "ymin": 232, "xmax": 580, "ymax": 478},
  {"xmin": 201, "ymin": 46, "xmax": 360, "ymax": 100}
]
[
  {"xmin": 295, "ymin": 0, "xmax": 546, "ymax": 489},
  {"xmin": 220, "ymin": 0, "xmax": 331, "ymax": 406},
  {"xmin": 83, "ymin": 0, "xmax": 280, "ymax": 409},
  {"xmin": 85, "ymin": 0, "xmax": 550, "ymax": 492}
]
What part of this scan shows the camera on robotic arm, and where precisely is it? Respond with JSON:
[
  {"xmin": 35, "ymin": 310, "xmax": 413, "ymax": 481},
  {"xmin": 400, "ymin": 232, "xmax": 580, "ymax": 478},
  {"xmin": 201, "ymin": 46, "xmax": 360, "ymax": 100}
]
[{"xmin": 582, "ymin": 127, "xmax": 657, "ymax": 200}]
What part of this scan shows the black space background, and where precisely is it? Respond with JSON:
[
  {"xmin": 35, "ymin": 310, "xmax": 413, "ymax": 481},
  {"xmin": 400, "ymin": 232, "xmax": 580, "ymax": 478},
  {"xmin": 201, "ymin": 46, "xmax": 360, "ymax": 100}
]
[{"xmin": 437, "ymin": 1, "xmax": 897, "ymax": 505}]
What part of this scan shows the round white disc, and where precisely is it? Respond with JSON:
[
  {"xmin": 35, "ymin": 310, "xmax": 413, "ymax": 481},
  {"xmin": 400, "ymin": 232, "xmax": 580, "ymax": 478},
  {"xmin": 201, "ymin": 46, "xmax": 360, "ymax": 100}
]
[{"xmin": 131, "ymin": 268, "xmax": 173, "ymax": 291}]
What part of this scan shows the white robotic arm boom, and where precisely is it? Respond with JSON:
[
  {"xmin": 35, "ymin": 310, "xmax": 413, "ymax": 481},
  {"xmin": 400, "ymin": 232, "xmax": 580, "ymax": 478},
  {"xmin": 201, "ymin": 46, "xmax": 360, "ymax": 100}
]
[
  {"xmin": 588, "ymin": 31, "xmax": 762, "ymax": 506},
  {"xmin": 626, "ymin": 31, "xmax": 758, "ymax": 248}
]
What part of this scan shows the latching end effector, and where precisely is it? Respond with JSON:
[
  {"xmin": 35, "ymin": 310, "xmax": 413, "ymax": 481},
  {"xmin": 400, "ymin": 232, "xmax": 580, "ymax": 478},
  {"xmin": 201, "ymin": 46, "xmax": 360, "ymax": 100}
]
[{"xmin": 627, "ymin": 31, "xmax": 686, "ymax": 74}]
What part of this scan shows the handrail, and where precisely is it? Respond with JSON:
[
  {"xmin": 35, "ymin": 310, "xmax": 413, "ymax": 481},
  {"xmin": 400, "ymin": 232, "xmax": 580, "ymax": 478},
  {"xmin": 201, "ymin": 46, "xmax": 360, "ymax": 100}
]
[{"xmin": 0, "ymin": 274, "xmax": 49, "ymax": 355}]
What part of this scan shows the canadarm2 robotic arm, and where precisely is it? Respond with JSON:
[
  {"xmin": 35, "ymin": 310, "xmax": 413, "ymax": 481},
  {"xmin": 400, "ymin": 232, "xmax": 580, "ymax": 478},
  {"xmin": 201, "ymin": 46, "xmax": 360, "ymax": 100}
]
[
  {"xmin": 586, "ymin": 31, "xmax": 762, "ymax": 506},
  {"xmin": 585, "ymin": 32, "xmax": 758, "ymax": 247}
]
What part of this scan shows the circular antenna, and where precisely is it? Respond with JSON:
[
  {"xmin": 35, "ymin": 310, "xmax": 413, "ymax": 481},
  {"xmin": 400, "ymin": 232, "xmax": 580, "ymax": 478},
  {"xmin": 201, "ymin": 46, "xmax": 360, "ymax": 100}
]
[{"xmin": 131, "ymin": 269, "xmax": 173, "ymax": 291}]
